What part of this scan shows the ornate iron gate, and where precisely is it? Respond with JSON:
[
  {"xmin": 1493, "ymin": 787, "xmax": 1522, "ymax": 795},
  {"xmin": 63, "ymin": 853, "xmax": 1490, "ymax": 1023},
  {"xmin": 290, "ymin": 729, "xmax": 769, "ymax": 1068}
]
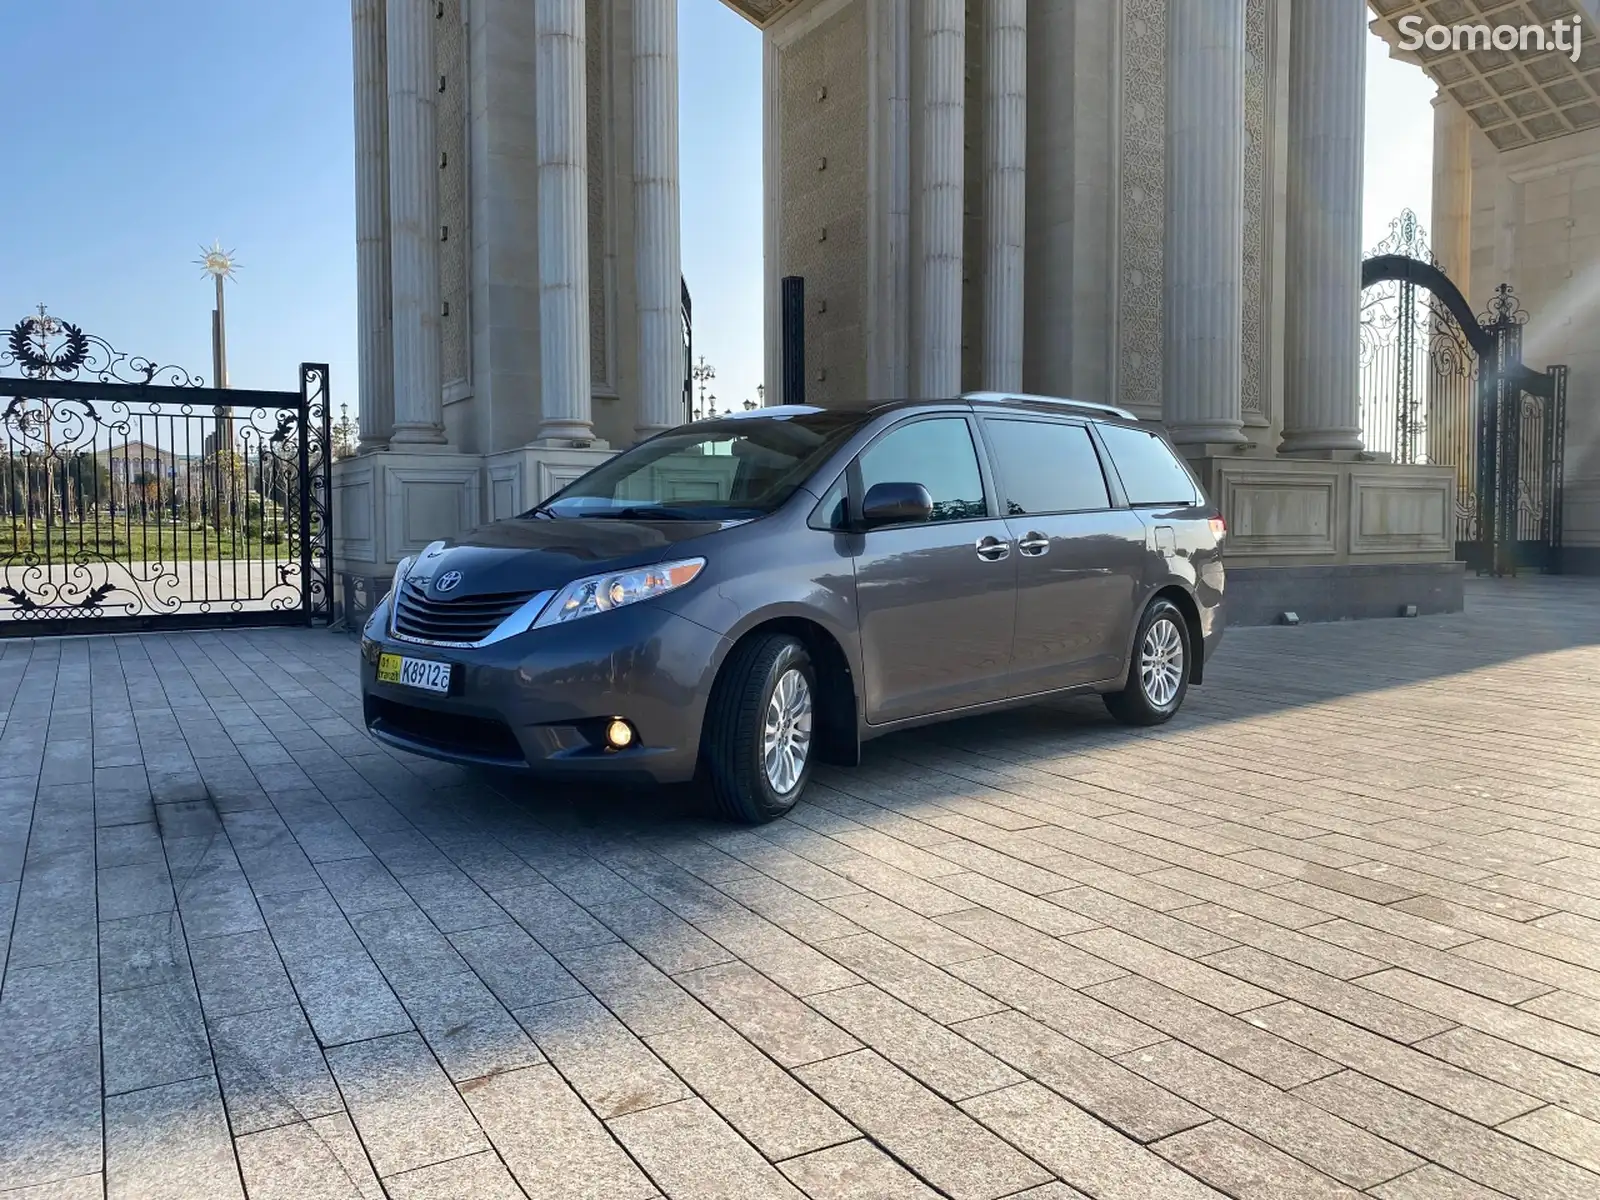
[
  {"xmin": 0, "ymin": 313, "xmax": 333, "ymax": 635},
  {"xmin": 1359, "ymin": 211, "xmax": 1567, "ymax": 576},
  {"xmin": 1475, "ymin": 290, "xmax": 1566, "ymax": 576}
]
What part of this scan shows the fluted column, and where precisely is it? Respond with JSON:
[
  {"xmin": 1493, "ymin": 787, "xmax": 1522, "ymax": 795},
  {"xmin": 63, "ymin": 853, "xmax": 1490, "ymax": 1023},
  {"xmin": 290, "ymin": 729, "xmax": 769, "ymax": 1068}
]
[
  {"xmin": 535, "ymin": 0, "xmax": 595, "ymax": 444},
  {"xmin": 913, "ymin": 0, "xmax": 965, "ymax": 399},
  {"xmin": 633, "ymin": 0, "xmax": 684, "ymax": 439},
  {"xmin": 1431, "ymin": 91, "xmax": 1473, "ymax": 295},
  {"xmin": 981, "ymin": 0, "xmax": 1026, "ymax": 393},
  {"xmin": 354, "ymin": 0, "xmax": 393, "ymax": 450},
  {"xmin": 385, "ymin": 0, "xmax": 446, "ymax": 444},
  {"xmin": 1280, "ymin": 0, "xmax": 1366, "ymax": 454},
  {"xmin": 1163, "ymin": 0, "xmax": 1247, "ymax": 445}
]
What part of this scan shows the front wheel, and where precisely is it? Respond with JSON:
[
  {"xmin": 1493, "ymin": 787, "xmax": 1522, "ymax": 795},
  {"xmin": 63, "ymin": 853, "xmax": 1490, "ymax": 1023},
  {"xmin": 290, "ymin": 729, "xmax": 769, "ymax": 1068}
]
[
  {"xmin": 701, "ymin": 633, "xmax": 817, "ymax": 823},
  {"xmin": 1104, "ymin": 599, "xmax": 1191, "ymax": 726}
]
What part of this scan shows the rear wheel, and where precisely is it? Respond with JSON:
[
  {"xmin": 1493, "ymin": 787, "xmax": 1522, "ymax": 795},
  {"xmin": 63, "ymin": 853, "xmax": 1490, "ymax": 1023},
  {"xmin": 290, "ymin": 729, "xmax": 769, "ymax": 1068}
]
[
  {"xmin": 1104, "ymin": 598, "xmax": 1191, "ymax": 726},
  {"xmin": 701, "ymin": 633, "xmax": 817, "ymax": 823}
]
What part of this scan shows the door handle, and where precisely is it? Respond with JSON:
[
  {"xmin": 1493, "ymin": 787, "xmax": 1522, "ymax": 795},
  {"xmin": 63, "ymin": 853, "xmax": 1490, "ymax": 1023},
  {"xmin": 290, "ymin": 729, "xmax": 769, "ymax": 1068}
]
[
  {"xmin": 975, "ymin": 536, "xmax": 1010, "ymax": 561},
  {"xmin": 1017, "ymin": 532, "xmax": 1050, "ymax": 557}
]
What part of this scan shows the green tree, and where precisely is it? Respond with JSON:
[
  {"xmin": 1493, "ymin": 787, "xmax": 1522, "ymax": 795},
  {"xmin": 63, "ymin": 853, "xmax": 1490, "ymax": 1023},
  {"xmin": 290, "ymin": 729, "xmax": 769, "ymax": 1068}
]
[{"xmin": 202, "ymin": 449, "xmax": 249, "ymax": 533}]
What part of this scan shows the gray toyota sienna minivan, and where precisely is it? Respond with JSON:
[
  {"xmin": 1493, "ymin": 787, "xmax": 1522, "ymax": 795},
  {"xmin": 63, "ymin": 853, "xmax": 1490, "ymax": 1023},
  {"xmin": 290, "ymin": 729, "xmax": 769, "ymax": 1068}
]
[{"xmin": 360, "ymin": 392, "xmax": 1226, "ymax": 823}]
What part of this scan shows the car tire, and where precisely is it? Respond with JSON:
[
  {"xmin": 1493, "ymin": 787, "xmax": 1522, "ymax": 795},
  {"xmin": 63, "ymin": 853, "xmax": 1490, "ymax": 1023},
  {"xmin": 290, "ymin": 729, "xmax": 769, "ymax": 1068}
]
[
  {"xmin": 701, "ymin": 633, "xmax": 817, "ymax": 824},
  {"xmin": 1104, "ymin": 598, "xmax": 1191, "ymax": 727}
]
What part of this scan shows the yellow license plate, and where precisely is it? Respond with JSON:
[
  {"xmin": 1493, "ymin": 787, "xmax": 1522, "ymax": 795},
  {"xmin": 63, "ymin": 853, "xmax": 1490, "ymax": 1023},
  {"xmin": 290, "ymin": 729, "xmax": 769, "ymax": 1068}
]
[{"xmin": 377, "ymin": 652, "xmax": 451, "ymax": 694}]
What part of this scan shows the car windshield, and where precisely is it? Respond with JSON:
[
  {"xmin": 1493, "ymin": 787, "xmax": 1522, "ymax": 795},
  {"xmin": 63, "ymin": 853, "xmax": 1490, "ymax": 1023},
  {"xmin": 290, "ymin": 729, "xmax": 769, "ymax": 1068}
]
[{"xmin": 528, "ymin": 409, "xmax": 869, "ymax": 520}]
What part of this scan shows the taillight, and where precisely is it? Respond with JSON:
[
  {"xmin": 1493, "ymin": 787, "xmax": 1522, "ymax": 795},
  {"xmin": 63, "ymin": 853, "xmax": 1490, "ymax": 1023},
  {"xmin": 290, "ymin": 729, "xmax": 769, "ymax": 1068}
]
[{"xmin": 1208, "ymin": 516, "xmax": 1227, "ymax": 541}]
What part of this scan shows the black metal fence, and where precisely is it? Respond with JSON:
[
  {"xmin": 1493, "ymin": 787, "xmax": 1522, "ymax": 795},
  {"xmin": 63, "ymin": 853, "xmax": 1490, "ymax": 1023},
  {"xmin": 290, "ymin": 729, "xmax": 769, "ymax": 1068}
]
[{"xmin": 0, "ymin": 316, "xmax": 332, "ymax": 635}]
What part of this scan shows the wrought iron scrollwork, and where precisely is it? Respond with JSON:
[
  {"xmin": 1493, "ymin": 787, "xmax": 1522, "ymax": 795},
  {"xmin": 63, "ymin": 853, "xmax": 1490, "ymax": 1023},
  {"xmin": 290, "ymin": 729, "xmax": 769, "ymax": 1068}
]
[
  {"xmin": 1, "ymin": 312, "xmax": 205, "ymax": 388},
  {"xmin": 1368, "ymin": 208, "xmax": 1436, "ymax": 264},
  {"xmin": 1479, "ymin": 283, "xmax": 1529, "ymax": 329},
  {"xmin": 1358, "ymin": 210, "xmax": 1469, "ymax": 468},
  {"xmin": 6, "ymin": 321, "xmax": 89, "ymax": 377},
  {"xmin": 0, "ymin": 315, "xmax": 332, "ymax": 633},
  {"xmin": 301, "ymin": 363, "xmax": 334, "ymax": 624},
  {"xmin": 1358, "ymin": 208, "xmax": 1569, "ymax": 576}
]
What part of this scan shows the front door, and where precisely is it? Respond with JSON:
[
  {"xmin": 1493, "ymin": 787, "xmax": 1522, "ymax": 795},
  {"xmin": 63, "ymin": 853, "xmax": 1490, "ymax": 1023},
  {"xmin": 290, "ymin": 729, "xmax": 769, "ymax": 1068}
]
[
  {"xmin": 980, "ymin": 416, "xmax": 1147, "ymax": 695},
  {"xmin": 851, "ymin": 415, "xmax": 1018, "ymax": 724}
]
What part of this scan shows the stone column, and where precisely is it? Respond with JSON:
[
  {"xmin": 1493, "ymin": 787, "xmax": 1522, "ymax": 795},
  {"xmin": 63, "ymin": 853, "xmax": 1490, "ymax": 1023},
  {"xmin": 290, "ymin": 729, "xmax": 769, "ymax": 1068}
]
[
  {"xmin": 913, "ymin": 0, "xmax": 965, "ymax": 399},
  {"xmin": 535, "ymin": 0, "xmax": 596, "ymax": 445},
  {"xmin": 385, "ymin": 0, "xmax": 447, "ymax": 444},
  {"xmin": 1279, "ymin": 0, "xmax": 1366, "ymax": 455},
  {"xmin": 1431, "ymin": 91, "xmax": 1472, "ymax": 295},
  {"xmin": 633, "ymin": 0, "xmax": 684, "ymax": 438},
  {"xmin": 1163, "ymin": 0, "xmax": 1247, "ymax": 446},
  {"xmin": 353, "ymin": 0, "xmax": 393, "ymax": 450},
  {"xmin": 981, "ymin": 0, "xmax": 1026, "ymax": 393},
  {"xmin": 1429, "ymin": 91, "xmax": 1474, "ymax": 481}
]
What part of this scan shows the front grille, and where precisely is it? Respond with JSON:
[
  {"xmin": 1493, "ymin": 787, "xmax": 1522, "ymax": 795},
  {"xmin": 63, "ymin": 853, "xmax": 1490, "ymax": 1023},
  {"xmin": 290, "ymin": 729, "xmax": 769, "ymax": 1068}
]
[
  {"xmin": 366, "ymin": 695, "xmax": 525, "ymax": 762},
  {"xmin": 391, "ymin": 578, "xmax": 537, "ymax": 644}
]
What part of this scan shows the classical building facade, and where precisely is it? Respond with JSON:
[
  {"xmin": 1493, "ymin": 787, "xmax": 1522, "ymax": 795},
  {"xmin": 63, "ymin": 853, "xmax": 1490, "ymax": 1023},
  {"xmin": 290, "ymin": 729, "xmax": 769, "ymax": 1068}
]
[
  {"xmin": 336, "ymin": 0, "xmax": 689, "ymax": 617},
  {"xmin": 336, "ymin": 0, "xmax": 1493, "ymax": 625}
]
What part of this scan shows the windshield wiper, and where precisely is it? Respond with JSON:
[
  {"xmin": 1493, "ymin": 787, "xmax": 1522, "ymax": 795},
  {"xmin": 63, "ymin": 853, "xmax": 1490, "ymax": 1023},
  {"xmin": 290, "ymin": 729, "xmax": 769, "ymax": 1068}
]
[{"xmin": 581, "ymin": 505, "xmax": 706, "ymax": 520}]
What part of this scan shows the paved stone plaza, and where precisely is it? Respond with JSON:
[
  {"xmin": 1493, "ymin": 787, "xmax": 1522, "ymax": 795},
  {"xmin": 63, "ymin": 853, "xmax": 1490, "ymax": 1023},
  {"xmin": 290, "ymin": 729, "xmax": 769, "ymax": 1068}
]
[{"xmin": 3, "ymin": 577, "xmax": 1600, "ymax": 1199}]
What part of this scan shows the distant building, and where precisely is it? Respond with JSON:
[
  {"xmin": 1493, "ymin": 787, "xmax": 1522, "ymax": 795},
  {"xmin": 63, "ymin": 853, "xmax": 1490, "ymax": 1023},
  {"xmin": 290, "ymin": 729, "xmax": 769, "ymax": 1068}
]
[{"xmin": 96, "ymin": 442, "xmax": 192, "ymax": 484}]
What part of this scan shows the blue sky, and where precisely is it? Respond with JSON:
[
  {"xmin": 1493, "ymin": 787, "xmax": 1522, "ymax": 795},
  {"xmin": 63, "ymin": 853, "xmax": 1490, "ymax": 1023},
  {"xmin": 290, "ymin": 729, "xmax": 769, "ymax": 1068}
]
[{"xmin": 1, "ymin": 2, "xmax": 1424, "ymax": 421}]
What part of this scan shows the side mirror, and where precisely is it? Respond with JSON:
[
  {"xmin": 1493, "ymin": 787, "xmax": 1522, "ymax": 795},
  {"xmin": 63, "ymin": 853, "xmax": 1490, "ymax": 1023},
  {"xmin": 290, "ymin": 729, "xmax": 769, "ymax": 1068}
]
[{"xmin": 859, "ymin": 481, "xmax": 934, "ymax": 528}]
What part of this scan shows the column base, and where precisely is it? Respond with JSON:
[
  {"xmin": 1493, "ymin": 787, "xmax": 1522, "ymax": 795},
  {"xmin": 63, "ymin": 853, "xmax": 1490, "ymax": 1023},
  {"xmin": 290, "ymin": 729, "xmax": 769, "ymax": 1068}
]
[
  {"xmin": 1166, "ymin": 422, "xmax": 1250, "ymax": 448},
  {"xmin": 1275, "ymin": 448, "xmax": 1371, "ymax": 462},
  {"xmin": 388, "ymin": 425, "xmax": 450, "ymax": 446},
  {"xmin": 1276, "ymin": 431, "xmax": 1365, "ymax": 456},
  {"xmin": 1174, "ymin": 441, "xmax": 1275, "ymax": 461},
  {"xmin": 531, "ymin": 436, "xmax": 611, "ymax": 451},
  {"xmin": 534, "ymin": 415, "xmax": 610, "ymax": 449}
]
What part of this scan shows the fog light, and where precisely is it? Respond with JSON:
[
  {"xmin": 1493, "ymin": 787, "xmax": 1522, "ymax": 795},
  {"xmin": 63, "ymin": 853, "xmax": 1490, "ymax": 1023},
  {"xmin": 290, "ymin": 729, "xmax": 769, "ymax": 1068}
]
[{"xmin": 605, "ymin": 719, "xmax": 634, "ymax": 749}]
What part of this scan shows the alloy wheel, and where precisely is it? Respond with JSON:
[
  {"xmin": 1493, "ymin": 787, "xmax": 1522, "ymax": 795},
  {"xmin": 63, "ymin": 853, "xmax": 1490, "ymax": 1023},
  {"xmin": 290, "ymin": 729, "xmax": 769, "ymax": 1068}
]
[
  {"xmin": 1139, "ymin": 616, "xmax": 1185, "ymax": 710},
  {"xmin": 762, "ymin": 667, "xmax": 813, "ymax": 794}
]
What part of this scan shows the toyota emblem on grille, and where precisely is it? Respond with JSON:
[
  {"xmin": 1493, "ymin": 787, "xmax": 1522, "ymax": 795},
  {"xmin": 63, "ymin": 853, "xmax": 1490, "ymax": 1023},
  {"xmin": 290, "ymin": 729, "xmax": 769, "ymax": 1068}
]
[{"xmin": 435, "ymin": 570, "xmax": 463, "ymax": 593}]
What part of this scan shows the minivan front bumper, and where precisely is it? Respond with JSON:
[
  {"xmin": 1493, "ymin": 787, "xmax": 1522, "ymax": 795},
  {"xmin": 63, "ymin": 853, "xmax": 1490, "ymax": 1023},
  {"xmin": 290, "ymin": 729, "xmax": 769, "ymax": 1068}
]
[{"xmin": 359, "ymin": 597, "xmax": 729, "ymax": 784}]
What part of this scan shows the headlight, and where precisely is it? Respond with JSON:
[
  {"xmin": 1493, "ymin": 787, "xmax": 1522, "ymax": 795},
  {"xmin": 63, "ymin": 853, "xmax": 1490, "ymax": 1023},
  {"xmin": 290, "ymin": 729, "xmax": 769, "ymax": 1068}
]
[
  {"xmin": 389, "ymin": 555, "xmax": 416, "ymax": 601},
  {"xmin": 533, "ymin": 557, "xmax": 705, "ymax": 628}
]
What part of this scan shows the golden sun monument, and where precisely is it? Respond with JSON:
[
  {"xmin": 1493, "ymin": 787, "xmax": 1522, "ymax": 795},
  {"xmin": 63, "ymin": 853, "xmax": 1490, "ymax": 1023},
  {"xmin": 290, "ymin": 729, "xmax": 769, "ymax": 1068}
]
[
  {"xmin": 195, "ymin": 241, "xmax": 239, "ymax": 463},
  {"xmin": 195, "ymin": 241, "xmax": 238, "ymax": 391}
]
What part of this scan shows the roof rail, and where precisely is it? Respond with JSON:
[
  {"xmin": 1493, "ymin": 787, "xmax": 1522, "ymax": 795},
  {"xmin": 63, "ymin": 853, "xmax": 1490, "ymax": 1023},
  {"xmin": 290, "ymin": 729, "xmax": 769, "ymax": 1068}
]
[{"xmin": 961, "ymin": 391, "xmax": 1140, "ymax": 422}]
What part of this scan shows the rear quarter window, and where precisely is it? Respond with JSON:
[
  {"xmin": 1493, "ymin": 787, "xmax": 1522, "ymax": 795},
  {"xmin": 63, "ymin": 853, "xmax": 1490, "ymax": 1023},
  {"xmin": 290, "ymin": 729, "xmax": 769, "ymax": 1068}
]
[{"xmin": 1096, "ymin": 423, "xmax": 1202, "ymax": 507}]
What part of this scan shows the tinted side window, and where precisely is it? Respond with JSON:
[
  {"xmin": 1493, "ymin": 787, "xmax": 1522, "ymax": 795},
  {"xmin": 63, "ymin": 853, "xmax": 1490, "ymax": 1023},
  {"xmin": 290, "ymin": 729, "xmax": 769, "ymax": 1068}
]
[
  {"xmin": 1097, "ymin": 424, "xmax": 1201, "ymax": 506},
  {"xmin": 985, "ymin": 420, "xmax": 1110, "ymax": 515},
  {"xmin": 857, "ymin": 418, "xmax": 987, "ymax": 522}
]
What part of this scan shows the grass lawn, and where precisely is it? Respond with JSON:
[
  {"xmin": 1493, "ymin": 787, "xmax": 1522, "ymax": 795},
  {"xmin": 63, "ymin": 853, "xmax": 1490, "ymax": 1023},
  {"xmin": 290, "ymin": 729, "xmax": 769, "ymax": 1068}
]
[{"xmin": 0, "ymin": 519, "xmax": 294, "ymax": 562}]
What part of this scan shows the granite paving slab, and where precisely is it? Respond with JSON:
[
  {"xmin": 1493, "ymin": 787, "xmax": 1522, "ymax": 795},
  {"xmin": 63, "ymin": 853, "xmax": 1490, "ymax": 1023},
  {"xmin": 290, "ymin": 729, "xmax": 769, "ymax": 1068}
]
[{"xmin": 1, "ymin": 577, "xmax": 1598, "ymax": 1197}]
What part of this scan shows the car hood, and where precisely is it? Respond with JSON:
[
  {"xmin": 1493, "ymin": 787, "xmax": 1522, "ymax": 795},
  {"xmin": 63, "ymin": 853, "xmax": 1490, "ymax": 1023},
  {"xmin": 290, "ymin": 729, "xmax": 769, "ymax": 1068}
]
[{"xmin": 401, "ymin": 516, "xmax": 723, "ymax": 597}]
